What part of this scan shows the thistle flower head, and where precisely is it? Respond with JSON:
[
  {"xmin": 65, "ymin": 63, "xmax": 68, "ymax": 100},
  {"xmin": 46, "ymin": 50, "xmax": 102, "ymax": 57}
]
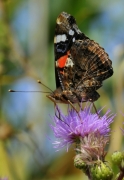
[{"xmin": 51, "ymin": 104, "xmax": 115, "ymax": 152}]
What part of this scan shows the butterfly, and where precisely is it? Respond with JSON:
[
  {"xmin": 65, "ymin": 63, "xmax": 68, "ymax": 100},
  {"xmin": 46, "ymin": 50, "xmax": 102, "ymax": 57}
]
[{"xmin": 47, "ymin": 12, "xmax": 113, "ymax": 105}]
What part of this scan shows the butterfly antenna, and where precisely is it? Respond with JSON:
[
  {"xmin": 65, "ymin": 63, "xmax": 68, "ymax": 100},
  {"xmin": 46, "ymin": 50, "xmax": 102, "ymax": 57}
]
[
  {"xmin": 8, "ymin": 89, "xmax": 50, "ymax": 93},
  {"xmin": 37, "ymin": 80, "xmax": 54, "ymax": 93}
]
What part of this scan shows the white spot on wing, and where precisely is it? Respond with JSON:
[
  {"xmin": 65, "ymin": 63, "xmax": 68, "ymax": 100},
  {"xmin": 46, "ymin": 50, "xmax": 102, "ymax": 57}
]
[
  {"xmin": 61, "ymin": 34, "xmax": 67, "ymax": 42},
  {"xmin": 54, "ymin": 34, "xmax": 67, "ymax": 43},
  {"xmin": 57, "ymin": 35, "xmax": 61, "ymax": 43},
  {"xmin": 65, "ymin": 57, "xmax": 74, "ymax": 67},
  {"xmin": 69, "ymin": 29, "xmax": 74, "ymax": 36},
  {"xmin": 73, "ymin": 37, "xmax": 75, "ymax": 42}
]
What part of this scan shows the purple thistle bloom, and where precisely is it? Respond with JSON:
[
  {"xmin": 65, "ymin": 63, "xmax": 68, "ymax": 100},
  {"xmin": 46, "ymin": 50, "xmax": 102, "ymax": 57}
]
[{"xmin": 51, "ymin": 105, "xmax": 115, "ymax": 151}]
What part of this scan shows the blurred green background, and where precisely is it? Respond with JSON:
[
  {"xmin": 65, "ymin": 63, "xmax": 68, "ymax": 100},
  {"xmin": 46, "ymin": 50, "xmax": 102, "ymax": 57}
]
[{"xmin": 0, "ymin": 0, "xmax": 124, "ymax": 179}]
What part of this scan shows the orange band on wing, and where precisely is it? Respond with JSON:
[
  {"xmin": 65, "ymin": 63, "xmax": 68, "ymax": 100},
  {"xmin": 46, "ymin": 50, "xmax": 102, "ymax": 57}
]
[
  {"xmin": 57, "ymin": 51, "xmax": 70, "ymax": 68},
  {"xmin": 57, "ymin": 55, "xmax": 68, "ymax": 68}
]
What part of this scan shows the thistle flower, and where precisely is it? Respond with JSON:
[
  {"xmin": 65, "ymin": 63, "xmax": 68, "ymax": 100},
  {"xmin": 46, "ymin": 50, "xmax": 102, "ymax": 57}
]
[
  {"xmin": 51, "ymin": 104, "xmax": 115, "ymax": 177},
  {"xmin": 51, "ymin": 104, "xmax": 115, "ymax": 153}
]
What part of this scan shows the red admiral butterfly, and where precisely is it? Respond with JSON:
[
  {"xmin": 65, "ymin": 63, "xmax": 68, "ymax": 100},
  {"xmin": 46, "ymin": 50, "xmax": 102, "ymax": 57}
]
[{"xmin": 48, "ymin": 12, "xmax": 113, "ymax": 104}]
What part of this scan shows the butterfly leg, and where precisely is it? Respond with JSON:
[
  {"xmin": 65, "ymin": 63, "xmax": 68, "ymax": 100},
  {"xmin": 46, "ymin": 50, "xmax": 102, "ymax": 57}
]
[
  {"xmin": 47, "ymin": 95, "xmax": 62, "ymax": 120},
  {"xmin": 67, "ymin": 100, "xmax": 83, "ymax": 120},
  {"xmin": 46, "ymin": 95, "xmax": 58, "ymax": 113},
  {"xmin": 67, "ymin": 100, "xmax": 78, "ymax": 113},
  {"xmin": 92, "ymin": 102, "xmax": 101, "ymax": 118},
  {"xmin": 46, "ymin": 95, "xmax": 57, "ymax": 105}
]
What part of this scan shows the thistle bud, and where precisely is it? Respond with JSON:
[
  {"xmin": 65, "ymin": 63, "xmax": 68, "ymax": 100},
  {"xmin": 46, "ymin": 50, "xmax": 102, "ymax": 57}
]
[
  {"xmin": 111, "ymin": 151, "xmax": 124, "ymax": 166},
  {"xmin": 90, "ymin": 162, "xmax": 113, "ymax": 180}
]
